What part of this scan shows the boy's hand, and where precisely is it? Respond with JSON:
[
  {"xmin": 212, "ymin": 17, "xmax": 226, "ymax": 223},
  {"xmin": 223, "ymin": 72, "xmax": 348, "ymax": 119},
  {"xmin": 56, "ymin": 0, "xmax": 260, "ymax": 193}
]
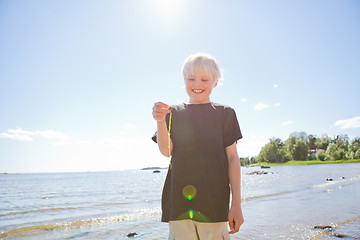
[
  {"xmin": 228, "ymin": 205, "xmax": 244, "ymax": 234},
  {"xmin": 152, "ymin": 102, "xmax": 171, "ymax": 122}
]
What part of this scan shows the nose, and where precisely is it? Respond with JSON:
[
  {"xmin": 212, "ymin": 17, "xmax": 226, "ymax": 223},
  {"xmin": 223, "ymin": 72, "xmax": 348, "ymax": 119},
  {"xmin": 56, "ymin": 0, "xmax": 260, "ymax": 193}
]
[{"xmin": 193, "ymin": 79, "xmax": 201, "ymax": 87}]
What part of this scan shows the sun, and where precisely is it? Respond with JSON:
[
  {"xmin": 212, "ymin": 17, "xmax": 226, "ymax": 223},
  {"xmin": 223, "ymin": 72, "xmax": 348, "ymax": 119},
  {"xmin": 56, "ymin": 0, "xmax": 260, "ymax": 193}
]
[{"xmin": 154, "ymin": 0, "xmax": 185, "ymax": 19}]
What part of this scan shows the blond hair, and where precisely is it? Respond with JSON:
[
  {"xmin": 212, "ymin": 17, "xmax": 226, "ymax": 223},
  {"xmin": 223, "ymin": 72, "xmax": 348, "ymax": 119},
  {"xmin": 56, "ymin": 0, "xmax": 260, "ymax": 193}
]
[{"xmin": 181, "ymin": 53, "xmax": 223, "ymax": 85}]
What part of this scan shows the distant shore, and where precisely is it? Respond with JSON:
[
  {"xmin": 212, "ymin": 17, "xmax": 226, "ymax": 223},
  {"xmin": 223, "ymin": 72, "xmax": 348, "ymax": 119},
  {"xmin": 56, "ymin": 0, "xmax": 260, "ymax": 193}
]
[{"xmin": 254, "ymin": 159, "xmax": 360, "ymax": 167}]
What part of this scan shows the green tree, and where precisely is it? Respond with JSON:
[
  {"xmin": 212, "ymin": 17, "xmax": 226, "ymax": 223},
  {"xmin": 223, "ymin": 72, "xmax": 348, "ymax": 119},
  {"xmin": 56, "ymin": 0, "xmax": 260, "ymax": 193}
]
[
  {"xmin": 316, "ymin": 151, "xmax": 326, "ymax": 161},
  {"xmin": 254, "ymin": 133, "xmax": 360, "ymax": 162},
  {"xmin": 284, "ymin": 136, "xmax": 296, "ymax": 160},
  {"xmin": 325, "ymin": 142, "xmax": 347, "ymax": 160},
  {"xmin": 308, "ymin": 134, "xmax": 317, "ymax": 150},
  {"xmin": 257, "ymin": 138, "xmax": 288, "ymax": 163},
  {"xmin": 334, "ymin": 135, "xmax": 349, "ymax": 150},
  {"xmin": 315, "ymin": 134, "xmax": 331, "ymax": 150},
  {"xmin": 294, "ymin": 139, "xmax": 309, "ymax": 160},
  {"xmin": 240, "ymin": 157, "xmax": 250, "ymax": 166},
  {"xmin": 284, "ymin": 137, "xmax": 309, "ymax": 160},
  {"xmin": 347, "ymin": 137, "xmax": 360, "ymax": 159},
  {"xmin": 332, "ymin": 135, "xmax": 349, "ymax": 159}
]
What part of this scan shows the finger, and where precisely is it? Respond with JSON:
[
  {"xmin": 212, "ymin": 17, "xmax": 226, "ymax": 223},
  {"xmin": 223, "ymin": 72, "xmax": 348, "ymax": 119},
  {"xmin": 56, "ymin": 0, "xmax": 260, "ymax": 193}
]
[
  {"xmin": 233, "ymin": 219, "xmax": 241, "ymax": 233},
  {"xmin": 153, "ymin": 108, "xmax": 170, "ymax": 117},
  {"xmin": 229, "ymin": 218, "xmax": 243, "ymax": 234},
  {"xmin": 152, "ymin": 108, "xmax": 169, "ymax": 121},
  {"xmin": 228, "ymin": 217, "xmax": 234, "ymax": 231},
  {"xmin": 154, "ymin": 105, "xmax": 170, "ymax": 112},
  {"xmin": 228, "ymin": 224, "xmax": 235, "ymax": 234},
  {"xmin": 155, "ymin": 102, "xmax": 170, "ymax": 110},
  {"xmin": 152, "ymin": 110, "xmax": 166, "ymax": 118}
]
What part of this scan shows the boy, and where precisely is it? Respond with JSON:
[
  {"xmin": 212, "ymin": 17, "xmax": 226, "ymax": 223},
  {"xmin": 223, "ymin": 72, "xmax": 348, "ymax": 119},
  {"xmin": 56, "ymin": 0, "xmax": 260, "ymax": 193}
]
[{"xmin": 152, "ymin": 53, "xmax": 244, "ymax": 240}]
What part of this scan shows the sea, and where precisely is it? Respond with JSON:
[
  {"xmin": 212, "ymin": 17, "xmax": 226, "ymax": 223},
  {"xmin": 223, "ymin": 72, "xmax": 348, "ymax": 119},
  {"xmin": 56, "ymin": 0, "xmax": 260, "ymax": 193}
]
[{"xmin": 1, "ymin": 163, "xmax": 360, "ymax": 240}]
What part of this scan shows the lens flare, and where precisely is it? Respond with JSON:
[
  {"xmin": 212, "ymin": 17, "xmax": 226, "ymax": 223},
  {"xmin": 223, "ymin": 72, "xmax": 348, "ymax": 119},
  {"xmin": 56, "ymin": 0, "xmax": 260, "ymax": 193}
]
[
  {"xmin": 177, "ymin": 210, "xmax": 209, "ymax": 222},
  {"xmin": 189, "ymin": 209, "xmax": 194, "ymax": 219},
  {"xmin": 182, "ymin": 185, "xmax": 197, "ymax": 200}
]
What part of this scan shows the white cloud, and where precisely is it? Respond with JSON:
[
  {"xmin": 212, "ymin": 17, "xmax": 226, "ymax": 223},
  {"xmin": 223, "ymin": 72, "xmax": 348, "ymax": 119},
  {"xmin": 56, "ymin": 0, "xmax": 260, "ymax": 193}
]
[
  {"xmin": 0, "ymin": 128, "xmax": 69, "ymax": 142},
  {"xmin": 7, "ymin": 128, "xmax": 34, "ymax": 135},
  {"xmin": 254, "ymin": 102, "xmax": 269, "ymax": 111},
  {"xmin": 273, "ymin": 84, "xmax": 278, "ymax": 88},
  {"xmin": 0, "ymin": 132, "xmax": 33, "ymax": 141},
  {"xmin": 241, "ymin": 98, "xmax": 247, "ymax": 102},
  {"xmin": 275, "ymin": 103, "xmax": 280, "ymax": 107},
  {"xmin": 334, "ymin": 116, "xmax": 360, "ymax": 129},
  {"xmin": 37, "ymin": 130, "xmax": 68, "ymax": 140},
  {"xmin": 282, "ymin": 120, "xmax": 295, "ymax": 126}
]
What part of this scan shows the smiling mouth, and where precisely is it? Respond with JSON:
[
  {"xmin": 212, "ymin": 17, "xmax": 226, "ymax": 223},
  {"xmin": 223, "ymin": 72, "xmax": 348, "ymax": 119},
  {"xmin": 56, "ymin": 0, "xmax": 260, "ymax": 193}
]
[{"xmin": 192, "ymin": 89, "xmax": 204, "ymax": 94}]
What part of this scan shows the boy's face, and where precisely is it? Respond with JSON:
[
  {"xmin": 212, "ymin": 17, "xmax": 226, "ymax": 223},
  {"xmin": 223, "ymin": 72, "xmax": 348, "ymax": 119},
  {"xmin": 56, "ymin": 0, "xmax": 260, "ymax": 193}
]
[{"xmin": 185, "ymin": 70, "xmax": 217, "ymax": 104}]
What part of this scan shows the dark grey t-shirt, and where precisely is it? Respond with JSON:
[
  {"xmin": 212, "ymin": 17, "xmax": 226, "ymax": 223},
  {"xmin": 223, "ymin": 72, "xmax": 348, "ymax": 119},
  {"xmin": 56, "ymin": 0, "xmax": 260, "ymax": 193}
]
[{"xmin": 152, "ymin": 102, "xmax": 242, "ymax": 222}]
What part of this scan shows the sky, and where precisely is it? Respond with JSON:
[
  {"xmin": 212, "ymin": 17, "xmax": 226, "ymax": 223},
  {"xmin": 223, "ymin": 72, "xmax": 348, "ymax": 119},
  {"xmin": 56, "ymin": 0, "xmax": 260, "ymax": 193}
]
[{"xmin": 0, "ymin": 0, "xmax": 359, "ymax": 173}]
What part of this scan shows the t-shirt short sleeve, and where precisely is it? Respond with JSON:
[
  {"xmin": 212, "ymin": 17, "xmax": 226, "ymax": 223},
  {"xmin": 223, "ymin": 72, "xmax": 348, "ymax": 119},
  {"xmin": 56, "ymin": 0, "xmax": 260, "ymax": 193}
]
[
  {"xmin": 151, "ymin": 132, "xmax": 157, "ymax": 143},
  {"xmin": 223, "ymin": 108, "xmax": 242, "ymax": 147}
]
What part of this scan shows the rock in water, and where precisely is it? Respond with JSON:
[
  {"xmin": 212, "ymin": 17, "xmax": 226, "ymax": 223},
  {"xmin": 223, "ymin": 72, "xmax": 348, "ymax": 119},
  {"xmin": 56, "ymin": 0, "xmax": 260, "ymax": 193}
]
[
  {"xmin": 127, "ymin": 232, "xmax": 137, "ymax": 237},
  {"xmin": 261, "ymin": 165, "xmax": 270, "ymax": 169},
  {"xmin": 331, "ymin": 233, "xmax": 348, "ymax": 238},
  {"xmin": 314, "ymin": 225, "xmax": 332, "ymax": 230},
  {"xmin": 246, "ymin": 171, "xmax": 272, "ymax": 175}
]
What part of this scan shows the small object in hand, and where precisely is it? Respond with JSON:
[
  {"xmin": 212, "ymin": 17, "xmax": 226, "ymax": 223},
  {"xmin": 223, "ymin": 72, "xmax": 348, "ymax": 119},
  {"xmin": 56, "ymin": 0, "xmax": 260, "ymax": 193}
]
[{"xmin": 127, "ymin": 232, "xmax": 137, "ymax": 237}]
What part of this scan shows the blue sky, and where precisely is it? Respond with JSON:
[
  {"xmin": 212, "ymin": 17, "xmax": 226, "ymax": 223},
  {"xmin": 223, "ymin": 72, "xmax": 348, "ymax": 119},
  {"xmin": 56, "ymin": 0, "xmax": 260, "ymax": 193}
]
[{"xmin": 1, "ymin": 0, "xmax": 359, "ymax": 173}]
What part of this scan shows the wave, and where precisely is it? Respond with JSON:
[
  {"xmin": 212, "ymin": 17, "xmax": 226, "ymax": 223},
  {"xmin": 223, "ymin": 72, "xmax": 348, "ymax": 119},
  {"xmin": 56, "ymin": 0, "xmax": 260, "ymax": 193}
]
[
  {"xmin": 324, "ymin": 182, "xmax": 356, "ymax": 193},
  {"xmin": 0, "ymin": 207, "xmax": 76, "ymax": 218},
  {"xmin": 0, "ymin": 208, "xmax": 161, "ymax": 239},
  {"xmin": 242, "ymin": 190, "xmax": 299, "ymax": 201},
  {"xmin": 309, "ymin": 215, "xmax": 360, "ymax": 240},
  {"xmin": 310, "ymin": 175, "xmax": 360, "ymax": 189},
  {"xmin": 0, "ymin": 201, "xmax": 136, "ymax": 218},
  {"xmin": 242, "ymin": 173, "xmax": 360, "ymax": 202}
]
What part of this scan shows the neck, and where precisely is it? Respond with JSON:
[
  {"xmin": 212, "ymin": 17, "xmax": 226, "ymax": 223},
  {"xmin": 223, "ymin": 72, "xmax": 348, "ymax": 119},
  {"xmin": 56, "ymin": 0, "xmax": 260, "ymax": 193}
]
[{"xmin": 189, "ymin": 99, "xmax": 211, "ymax": 104}]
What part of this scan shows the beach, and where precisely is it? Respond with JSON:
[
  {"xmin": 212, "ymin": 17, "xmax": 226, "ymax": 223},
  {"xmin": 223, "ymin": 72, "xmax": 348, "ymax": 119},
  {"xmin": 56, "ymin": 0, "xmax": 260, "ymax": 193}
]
[{"xmin": 1, "ymin": 163, "xmax": 360, "ymax": 239}]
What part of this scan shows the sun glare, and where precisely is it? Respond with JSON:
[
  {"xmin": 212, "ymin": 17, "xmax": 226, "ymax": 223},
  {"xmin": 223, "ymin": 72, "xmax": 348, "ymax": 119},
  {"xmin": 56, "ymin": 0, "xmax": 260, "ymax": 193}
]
[{"xmin": 154, "ymin": 0, "xmax": 185, "ymax": 19}]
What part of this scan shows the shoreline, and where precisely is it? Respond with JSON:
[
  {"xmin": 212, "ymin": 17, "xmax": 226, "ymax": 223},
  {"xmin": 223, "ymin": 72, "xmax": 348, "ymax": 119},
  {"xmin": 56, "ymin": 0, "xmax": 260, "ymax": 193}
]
[{"xmin": 253, "ymin": 159, "xmax": 360, "ymax": 167}]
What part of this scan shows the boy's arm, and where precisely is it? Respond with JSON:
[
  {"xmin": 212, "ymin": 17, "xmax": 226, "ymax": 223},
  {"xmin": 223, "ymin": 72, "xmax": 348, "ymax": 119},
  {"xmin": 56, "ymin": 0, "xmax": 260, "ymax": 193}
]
[
  {"xmin": 152, "ymin": 102, "xmax": 173, "ymax": 157},
  {"xmin": 226, "ymin": 141, "xmax": 244, "ymax": 234}
]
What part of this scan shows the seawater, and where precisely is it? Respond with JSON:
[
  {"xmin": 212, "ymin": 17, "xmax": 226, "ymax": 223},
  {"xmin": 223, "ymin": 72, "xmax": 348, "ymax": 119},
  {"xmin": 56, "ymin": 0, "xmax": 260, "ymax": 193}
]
[{"xmin": 1, "ymin": 163, "xmax": 360, "ymax": 239}]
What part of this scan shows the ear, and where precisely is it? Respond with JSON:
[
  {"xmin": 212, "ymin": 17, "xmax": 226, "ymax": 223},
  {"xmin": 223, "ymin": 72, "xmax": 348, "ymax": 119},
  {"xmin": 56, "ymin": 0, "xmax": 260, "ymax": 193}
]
[{"xmin": 214, "ymin": 81, "xmax": 218, "ymax": 87}]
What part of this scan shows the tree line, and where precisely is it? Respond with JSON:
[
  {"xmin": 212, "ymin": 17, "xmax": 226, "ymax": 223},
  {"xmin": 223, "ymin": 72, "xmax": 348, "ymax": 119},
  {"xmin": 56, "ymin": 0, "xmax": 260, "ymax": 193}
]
[{"xmin": 240, "ymin": 132, "xmax": 360, "ymax": 165}]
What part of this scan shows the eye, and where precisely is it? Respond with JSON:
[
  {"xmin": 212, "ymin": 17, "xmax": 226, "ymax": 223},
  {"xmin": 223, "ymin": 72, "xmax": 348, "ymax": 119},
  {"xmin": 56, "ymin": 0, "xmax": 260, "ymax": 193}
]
[
  {"xmin": 188, "ymin": 78, "xmax": 194, "ymax": 81},
  {"xmin": 202, "ymin": 79, "xmax": 209, "ymax": 82}
]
